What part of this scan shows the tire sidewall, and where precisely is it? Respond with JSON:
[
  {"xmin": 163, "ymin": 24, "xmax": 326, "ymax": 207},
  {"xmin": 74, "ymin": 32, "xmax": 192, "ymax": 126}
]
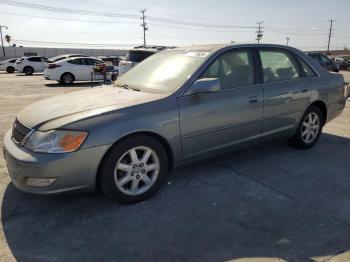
[
  {"xmin": 61, "ymin": 73, "xmax": 74, "ymax": 84},
  {"xmin": 6, "ymin": 66, "xmax": 15, "ymax": 73},
  {"xmin": 294, "ymin": 106, "xmax": 324, "ymax": 149},
  {"xmin": 24, "ymin": 67, "xmax": 34, "ymax": 75},
  {"xmin": 100, "ymin": 135, "xmax": 169, "ymax": 203}
]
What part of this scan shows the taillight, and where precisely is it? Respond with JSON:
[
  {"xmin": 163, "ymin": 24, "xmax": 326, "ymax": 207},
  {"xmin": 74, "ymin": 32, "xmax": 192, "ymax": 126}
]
[{"xmin": 47, "ymin": 64, "xmax": 61, "ymax": 69}]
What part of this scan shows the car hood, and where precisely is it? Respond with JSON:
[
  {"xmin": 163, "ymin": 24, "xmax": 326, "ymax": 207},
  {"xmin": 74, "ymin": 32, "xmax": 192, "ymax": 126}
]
[{"xmin": 17, "ymin": 86, "xmax": 165, "ymax": 130}]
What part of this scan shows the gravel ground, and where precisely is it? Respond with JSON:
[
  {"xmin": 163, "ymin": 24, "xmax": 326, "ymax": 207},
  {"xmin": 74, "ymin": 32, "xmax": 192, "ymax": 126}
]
[{"xmin": 0, "ymin": 71, "xmax": 350, "ymax": 262}]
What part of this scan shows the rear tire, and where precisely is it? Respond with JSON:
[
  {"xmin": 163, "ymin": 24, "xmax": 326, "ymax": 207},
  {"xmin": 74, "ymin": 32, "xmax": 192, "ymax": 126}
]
[
  {"xmin": 60, "ymin": 73, "xmax": 74, "ymax": 84},
  {"xmin": 288, "ymin": 105, "xmax": 324, "ymax": 149},
  {"xmin": 100, "ymin": 135, "xmax": 168, "ymax": 203},
  {"xmin": 6, "ymin": 66, "xmax": 15, "ymax": 73},
  {"xmin": 23, "ymin": 66, "xmax": 34, "ymax": 76}
]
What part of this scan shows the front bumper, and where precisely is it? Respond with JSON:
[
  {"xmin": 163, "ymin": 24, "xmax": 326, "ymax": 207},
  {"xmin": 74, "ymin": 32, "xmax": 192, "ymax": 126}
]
[{"xmin": 3, "ymin": 130, "xmax": 110, "ymax": 194}]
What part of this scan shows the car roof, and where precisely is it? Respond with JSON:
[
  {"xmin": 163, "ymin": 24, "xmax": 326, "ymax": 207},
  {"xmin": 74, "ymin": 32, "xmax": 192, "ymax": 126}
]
[{"xmin": 170, "ymin": 43, "xmax": 300, "ymax": 54}]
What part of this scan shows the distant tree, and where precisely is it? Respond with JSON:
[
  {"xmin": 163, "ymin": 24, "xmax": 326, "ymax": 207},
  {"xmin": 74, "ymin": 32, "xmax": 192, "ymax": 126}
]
[
  {"xmin": 4, "ymin": 35, "xmax": 11, "ymax": 46},
  {"xmin": 344, "ymin": 46, "xmax": 349, "ymax": 51}
]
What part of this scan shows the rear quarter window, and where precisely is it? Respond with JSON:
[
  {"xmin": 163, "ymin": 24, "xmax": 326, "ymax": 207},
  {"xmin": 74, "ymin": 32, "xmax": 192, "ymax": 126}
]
[{"xmin": 298, "ymin": 58, "xmax": 317, "ymax": 77}]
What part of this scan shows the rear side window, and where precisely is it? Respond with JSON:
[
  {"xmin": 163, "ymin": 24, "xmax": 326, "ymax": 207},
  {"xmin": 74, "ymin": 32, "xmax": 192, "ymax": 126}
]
[
  {"xmin": 68, "ymin": 59, "xmax": 83, "ymax": 65},
  {"xmin": 126, "ymin": 51, "xmax": 154, "ymax": 62},
  {"xmin": 260, "ymin": 50, "xmax": 300, "ymax": 83},
  {"xmin": 28, "ymin": 57, "xmax": 41, "ymax": 62},
  {"xmin": 199, "ymin": 49, "xmax": 255, "ymax": 90},
  {"xmin": 299, "ymin": 59, "xmax": 317, "ymax": 77},
  {"xmin": 10, "ymin": 59, "xmax": 17, "ymax": 63}
]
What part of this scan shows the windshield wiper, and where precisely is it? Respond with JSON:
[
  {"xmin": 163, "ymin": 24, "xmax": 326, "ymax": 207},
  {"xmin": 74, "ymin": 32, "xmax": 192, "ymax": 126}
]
[{"xmin": 115, "ymin": 83, "xmax": 140, "ymax": 91}]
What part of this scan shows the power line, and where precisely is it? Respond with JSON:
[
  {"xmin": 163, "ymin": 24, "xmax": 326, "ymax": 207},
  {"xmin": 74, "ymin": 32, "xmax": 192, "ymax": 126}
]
[
  {"xmin": 0, "ymin": 11, "xmax": 139, "ymax": 24},
  {"xmin": 140, "ymin": 9, "xmax": 147, "ymax": 46},
  {"xmin": 0, "ymin": 0, "xmax": 138, "ymax": 18},
  {"xmin": 0, "ymin": 1, "xmax": 257, "ymax": 30},
  {"xmin": 327, "ymin": 19, "xmax": 335, "ymax": 52}
]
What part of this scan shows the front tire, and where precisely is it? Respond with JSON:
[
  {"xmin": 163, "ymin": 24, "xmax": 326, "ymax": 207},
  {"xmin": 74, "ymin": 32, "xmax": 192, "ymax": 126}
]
[
  {"xmin": 60, "ymin": 73, "xmax": 74, "ymax": 84},
  {"xmin": 23, "ymin": 66, "xmax": 34, "ymax": 76},
  {"xmin": 288, "ymin": 106, "xmax": 323, "ymax": 149},
  {"xmin": 100, "ymin": 135, "xmax": 169, "ymax": 203},
  {"xmin": 6, "ymin": 66, "xmax": 15, "ymax": 73}
]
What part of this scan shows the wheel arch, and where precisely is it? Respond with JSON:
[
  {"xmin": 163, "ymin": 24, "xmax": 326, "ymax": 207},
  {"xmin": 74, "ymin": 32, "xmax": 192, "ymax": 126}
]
[
  {"xmin": 23, "ymin": 65, "xmax": 34, "ymax": 72},
  {"xmin": 6, "ymin": 65, "xmax": 15, "ymax": 71},
  {"xmin": 95, "ymin": 131, "xmax": 174, "ymax": 188},
  {"xmin": 309, "ymin": 100, "xmax": 327, "ymax": 125}
]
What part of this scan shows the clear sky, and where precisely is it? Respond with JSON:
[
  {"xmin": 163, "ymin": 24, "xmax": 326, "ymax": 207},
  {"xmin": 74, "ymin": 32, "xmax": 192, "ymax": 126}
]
[{"xmin": 0, "ymin": 0, "xmax": 349, "ymax": 51}]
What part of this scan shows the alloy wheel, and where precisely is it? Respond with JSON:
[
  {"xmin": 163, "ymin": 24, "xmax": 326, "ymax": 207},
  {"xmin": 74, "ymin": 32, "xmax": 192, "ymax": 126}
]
[
  {"xmin": 301, "ymin": 112, "xmax": 320, "ymax": 143},
  {"xmin": 114, "ymin": 146, "xmax": 160, "ymax": 196}
]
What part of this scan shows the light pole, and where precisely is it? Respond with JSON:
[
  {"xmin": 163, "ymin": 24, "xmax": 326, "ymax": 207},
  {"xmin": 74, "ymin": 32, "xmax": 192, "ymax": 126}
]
[
  {"xmin": 285, "ymin": 37, "xmax": 290, "ymax": 46},
  {"xmin": 0, "ymin": 25, "xmax": 8, "ymax": 57}
]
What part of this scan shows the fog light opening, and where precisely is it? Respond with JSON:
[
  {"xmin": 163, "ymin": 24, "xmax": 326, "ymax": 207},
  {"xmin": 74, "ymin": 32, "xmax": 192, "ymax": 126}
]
[{"xmin": 25, "ymin": 177, "xmax": 57, "ymax": 188}]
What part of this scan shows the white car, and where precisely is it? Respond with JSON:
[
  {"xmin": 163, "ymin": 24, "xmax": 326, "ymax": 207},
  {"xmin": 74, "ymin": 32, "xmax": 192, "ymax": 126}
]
[
  {"xmin": 44, "ymin": 57, "xmax": 104, "ymax": 84},
  {"xmin": 0, "ymin": 58, "xmax": 18, "ymax": 73},
  {"xmin": 15, "ymin": 56, "xmax": 49, "ymax": 75},
  {"xmin": 49, "ymin": 54, "xmax": 88, "ymax": 63}
]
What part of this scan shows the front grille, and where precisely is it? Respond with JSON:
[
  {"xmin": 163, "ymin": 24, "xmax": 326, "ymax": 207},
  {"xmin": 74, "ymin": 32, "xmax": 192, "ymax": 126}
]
[{"xmin": 12, "ymin": 118, "xmax": 31, "ymax": 144}]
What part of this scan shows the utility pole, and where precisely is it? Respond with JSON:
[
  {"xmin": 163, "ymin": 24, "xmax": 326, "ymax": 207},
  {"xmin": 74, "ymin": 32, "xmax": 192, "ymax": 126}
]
[
  {"xmin": 256, "ymin": 21, "xmax": 264, "ymax": 44},
  {"xmin": 140, "ymin": 9, "xmax": 148, "ymax": 47},
  {"xmin": 285, "ymin": 37, "xmax": 290, "ymax": 46},
  {"xmin": 327, "ymin": 19, "xmax": 335, "ymax": 53},
  {"xmin": 0, "ymin": 25, "xmax": 8, "ymax": 57}
]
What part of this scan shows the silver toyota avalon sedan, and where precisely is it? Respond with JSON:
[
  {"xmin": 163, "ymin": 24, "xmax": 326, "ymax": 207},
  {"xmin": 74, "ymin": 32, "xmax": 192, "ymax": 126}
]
[{"xmin": 3, "ymin": 44, "xmax": 348, "ymax": 203}]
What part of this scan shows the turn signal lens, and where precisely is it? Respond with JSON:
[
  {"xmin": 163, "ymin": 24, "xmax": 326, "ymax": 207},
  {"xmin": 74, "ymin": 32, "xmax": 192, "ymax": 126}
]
[{"xmin": 59, "ymin": 133, "xmax": 87, "ymax": 152}]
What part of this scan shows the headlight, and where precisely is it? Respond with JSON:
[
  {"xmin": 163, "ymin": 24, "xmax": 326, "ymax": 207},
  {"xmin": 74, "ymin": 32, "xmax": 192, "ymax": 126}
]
[{"xmin": 24, "ymin": 130, "xmax": 88, "ymax": 153}]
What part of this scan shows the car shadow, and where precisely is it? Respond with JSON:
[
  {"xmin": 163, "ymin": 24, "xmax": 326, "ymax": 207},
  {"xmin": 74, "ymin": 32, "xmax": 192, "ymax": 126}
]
[
  {"xmin": 44, "ymin": 82, "xmax": 103, "ymax": 88},
  {"xmin": 2, "ymin": 133, "xmax": 350, "ymax": 262},
  {"xmin": 15, "ymin": 73, "xmax": 44, "ymax": 76}
]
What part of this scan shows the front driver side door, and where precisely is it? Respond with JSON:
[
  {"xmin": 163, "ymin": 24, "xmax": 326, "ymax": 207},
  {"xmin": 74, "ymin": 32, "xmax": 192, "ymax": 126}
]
[{"xmin": 178, "ymin": 48, "xmax": 263, "ymax": 160}]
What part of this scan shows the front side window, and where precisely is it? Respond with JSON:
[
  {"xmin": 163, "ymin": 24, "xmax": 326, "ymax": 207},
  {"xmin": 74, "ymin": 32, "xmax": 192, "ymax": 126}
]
[
  {"xmin": 199, "ymin": 50, "xmax": 255, "ymax": 89},
  {"xmin": 260, "ymin": 50, "xmax": 300, "ymax": 83},
  {"xmin": 320, "ymin": 55, "xmax": 331, "ymax": 64}
]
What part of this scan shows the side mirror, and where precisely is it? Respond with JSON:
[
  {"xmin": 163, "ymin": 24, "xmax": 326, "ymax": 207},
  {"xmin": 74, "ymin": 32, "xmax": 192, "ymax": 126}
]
[{"xmin": 186, "ymin": 78, "xmax": 221, "ymax": 95}]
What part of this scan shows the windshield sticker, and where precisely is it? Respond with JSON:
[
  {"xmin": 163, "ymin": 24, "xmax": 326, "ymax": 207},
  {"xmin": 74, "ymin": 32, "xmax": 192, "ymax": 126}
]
[{"xmin": 185, "ymin": 51, "xmax": 210, "ymax": 58}]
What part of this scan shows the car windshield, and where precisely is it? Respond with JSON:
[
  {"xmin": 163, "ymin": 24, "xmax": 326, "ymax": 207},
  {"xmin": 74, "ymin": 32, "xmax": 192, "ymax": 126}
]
[{"xmin": 116, "ymin": 50, "xmax": 210, "ymax": 93}]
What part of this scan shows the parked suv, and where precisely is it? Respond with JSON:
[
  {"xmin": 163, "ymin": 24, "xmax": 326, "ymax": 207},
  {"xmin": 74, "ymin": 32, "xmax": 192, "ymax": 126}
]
[
  {"xmin": 15, "ymin": 56, "xmax": 49, "ymax": 75},
  {"xmin": 307, "ymin": 53, "xmax": 339, "ymax": 72},
  {"xmin": 0, "ymin": 58, "xmax": 18, "ymax": 73},
  {"xmin": 4, "ymin": 44, "xmax": 347, "ymax": 203},
  {"xmin": 118, "ymin": 46, "xmax": 173, "ymax": 76}
]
